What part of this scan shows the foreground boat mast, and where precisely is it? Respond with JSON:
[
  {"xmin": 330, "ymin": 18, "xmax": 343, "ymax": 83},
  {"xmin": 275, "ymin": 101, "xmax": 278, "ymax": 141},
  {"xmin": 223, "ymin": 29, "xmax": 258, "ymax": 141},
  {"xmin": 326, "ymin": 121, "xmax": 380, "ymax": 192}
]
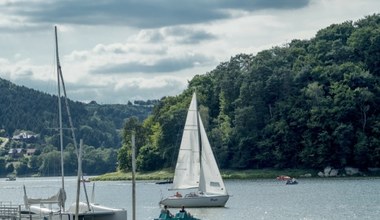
[{"xmin": 55, "ymin": 25, "xmax": 65, "ymax": 212}]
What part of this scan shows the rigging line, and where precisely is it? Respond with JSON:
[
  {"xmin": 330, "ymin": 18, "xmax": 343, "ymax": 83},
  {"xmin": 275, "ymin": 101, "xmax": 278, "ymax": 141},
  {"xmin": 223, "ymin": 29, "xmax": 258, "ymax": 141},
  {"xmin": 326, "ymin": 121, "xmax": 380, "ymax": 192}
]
[{"xmin": 58, "ymin": 68, "xmax": 79, "ymax": 154}]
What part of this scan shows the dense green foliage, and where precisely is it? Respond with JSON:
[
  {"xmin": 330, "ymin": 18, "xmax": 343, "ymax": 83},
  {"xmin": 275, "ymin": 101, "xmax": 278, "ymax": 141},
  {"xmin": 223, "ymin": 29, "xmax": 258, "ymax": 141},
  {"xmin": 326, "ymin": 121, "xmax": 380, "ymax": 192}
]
[
  {"xmin": 0, "ymin": 78, "xmax": 153, "ymax": 176},
  {"xmin": 0, "ymin": 143, "xmax": 118, "ymax": 177},
  {"xmin": 0, "ymin": 79, "xmax": 153, "ymax": 148},
  {"xmin": 119, "ymin": 14, "xmax": 380, "ymax": 171}
]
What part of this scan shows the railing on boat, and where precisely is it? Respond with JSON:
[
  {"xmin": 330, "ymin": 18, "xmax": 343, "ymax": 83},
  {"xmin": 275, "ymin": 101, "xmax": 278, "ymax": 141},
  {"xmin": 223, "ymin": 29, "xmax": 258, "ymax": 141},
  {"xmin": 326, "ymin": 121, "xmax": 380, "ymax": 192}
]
[
  {"xmin": 0, "ymin": 202, "xmax": 19, "ymax": 220},
  {"xmin": 0, "ymin": 202, "xmax": 42, "ymax": 220}
]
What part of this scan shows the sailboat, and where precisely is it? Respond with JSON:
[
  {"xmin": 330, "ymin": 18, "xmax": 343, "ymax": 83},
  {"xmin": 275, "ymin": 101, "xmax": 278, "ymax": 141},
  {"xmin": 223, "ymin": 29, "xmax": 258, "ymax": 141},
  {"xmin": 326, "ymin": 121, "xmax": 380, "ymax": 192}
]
[
  {"xmin": 22, "ymin": 26, "xmax": 127, "ymax": 220},
  {"xmin": 160, "ymin": 92, "xmax": 229, "ymax": 207}
]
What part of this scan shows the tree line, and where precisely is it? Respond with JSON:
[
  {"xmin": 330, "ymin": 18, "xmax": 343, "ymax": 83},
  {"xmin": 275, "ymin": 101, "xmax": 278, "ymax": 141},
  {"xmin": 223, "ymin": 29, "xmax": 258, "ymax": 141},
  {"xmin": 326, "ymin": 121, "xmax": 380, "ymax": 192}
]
[
  {"xmin": 118, "ymin": 14, "xmax": 380, "ymax": 172},
  {"xmin": 0, "ymin": 78, "xmax": 153, "ymax": 148},
  {"xmin": 0, "ymin": 140, "xmax": 118, "ymax": 177},
  {"xmin": 0, "ymin": 77, "xmax": 153, "ymax": 177}
]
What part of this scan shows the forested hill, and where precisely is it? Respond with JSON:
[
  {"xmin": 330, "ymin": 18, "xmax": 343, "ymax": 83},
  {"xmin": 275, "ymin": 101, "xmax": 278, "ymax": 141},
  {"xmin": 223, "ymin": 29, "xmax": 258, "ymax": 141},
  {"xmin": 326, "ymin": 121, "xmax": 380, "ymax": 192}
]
[
  {"xmin": 0, "ymin": 78, "xmax": 153, "ymax": 148},
  {"xmin": 119, "ymin": 14, "xmax": 380, "ymax": 171}
]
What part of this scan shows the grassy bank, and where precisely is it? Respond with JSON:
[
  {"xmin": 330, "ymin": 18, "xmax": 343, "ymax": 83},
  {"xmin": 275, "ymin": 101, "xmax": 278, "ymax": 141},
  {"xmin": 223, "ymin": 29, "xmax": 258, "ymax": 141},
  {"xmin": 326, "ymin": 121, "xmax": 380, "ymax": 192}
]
[
  {"xmin": 91, "ymin": 169, "xmax": 174, "ymax": 181},
  {"xmin": 221, "ymin": 169, "xmax": 318, "ymax": 179},
  {"xmin": 91, "ymin": 168, "xmax": 318, "ymax": 181}
]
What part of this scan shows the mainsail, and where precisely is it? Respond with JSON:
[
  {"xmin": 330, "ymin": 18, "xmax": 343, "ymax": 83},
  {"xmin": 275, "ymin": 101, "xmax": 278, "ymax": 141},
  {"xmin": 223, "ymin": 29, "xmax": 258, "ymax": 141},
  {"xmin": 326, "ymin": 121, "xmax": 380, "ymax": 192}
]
[{"xmin": 171, "ymin": 93, "xmax": 200, "ymax": 190}]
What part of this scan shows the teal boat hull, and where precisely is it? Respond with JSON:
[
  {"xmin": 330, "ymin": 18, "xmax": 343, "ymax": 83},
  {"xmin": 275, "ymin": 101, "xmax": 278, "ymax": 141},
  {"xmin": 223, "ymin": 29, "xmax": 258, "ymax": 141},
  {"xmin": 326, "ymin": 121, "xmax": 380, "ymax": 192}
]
[{"xmin": 154, "ymin": 212, "xmax": 200, "ymax": 220}]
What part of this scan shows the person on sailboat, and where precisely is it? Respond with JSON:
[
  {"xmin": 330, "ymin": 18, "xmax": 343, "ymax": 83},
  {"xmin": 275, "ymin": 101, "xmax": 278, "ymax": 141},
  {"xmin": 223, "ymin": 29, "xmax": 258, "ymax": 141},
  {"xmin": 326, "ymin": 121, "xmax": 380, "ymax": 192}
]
[{"xmin": 175, "ymin": 192, "xmax": 182, "ymax": 197}]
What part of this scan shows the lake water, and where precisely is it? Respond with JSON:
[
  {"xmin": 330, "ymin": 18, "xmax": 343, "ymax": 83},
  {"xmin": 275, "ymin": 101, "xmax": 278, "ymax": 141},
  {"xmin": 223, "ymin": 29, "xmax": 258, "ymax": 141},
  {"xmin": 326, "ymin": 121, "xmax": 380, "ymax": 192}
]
[{"xmin": 1, "ymin": 176, "xmax": 380, "ymax": 220}]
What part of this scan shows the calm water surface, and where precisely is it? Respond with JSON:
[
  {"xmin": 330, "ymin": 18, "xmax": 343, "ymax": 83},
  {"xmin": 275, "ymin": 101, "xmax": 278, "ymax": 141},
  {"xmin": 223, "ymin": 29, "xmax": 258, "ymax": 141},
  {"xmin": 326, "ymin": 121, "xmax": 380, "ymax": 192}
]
[{"xmin": 1, "ymin": 177, "xmax": 379, "ymax": 220}]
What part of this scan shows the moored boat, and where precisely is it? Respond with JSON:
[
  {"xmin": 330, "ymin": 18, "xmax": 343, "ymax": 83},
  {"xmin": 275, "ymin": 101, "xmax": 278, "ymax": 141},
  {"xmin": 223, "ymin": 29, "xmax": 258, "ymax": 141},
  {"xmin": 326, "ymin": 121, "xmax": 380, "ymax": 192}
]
[
  {"xmin": 156, "ymin": 179, "xmax": 173, "ymax": 184},
  {"xmin": 286, "ymin": 178, "xmax": 298, "ymax": 185},
  {"xmin": 22, "ymin": 26, "xmax": 127, "ymax": 220},
  {"xmin": 5, "ymin": 176, "xmax": 16, "ymax": 181},
  {"xmin": 276, "ymin": 175, "xmax": 291, "ymax": 181}
]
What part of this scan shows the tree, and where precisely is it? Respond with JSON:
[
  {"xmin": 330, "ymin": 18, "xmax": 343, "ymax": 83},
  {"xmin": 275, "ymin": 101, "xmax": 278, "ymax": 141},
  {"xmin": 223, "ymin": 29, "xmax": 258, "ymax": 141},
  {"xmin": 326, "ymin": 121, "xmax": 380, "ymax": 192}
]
[
  {"xmin": 6, "ymin": 163, "xmax": 14, "ymax": 174},
  {"xmin": 0, "ymin": 158, "xmax": 7, "ymax": 176},
  {"xmin": 118, "ymin": 117, "xmax": 145, "ymax": 171},
  {"xmin": 39, "ymin": 150, "xmax": 61, "ymax": 176},
  {"xmin": 16, "ymin": 158, "xmax": 30, "ymax": 176},
  {"xmin": 28, "ymin": 155, "xmax": 41, "ymax": 173}
]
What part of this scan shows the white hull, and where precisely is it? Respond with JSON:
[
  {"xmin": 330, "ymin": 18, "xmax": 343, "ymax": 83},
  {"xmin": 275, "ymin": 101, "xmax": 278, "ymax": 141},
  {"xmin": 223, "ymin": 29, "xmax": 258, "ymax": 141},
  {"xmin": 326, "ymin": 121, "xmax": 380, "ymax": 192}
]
[
  {"xmin": 27, "ymin": 202, "xmax": 127, "ymax": 220},
  {"xmin": 160, "ymin": 194, "xmax": 229, "ymax": 208}
]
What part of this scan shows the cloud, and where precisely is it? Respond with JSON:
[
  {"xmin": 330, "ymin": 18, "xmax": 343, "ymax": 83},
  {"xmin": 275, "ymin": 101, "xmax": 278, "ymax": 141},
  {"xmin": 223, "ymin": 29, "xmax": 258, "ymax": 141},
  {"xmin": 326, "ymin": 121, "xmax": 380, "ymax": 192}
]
[
  {"xmin": 92, "ymin": 53, "xmax": 213, "ymax": 74},
  {"xmin": 61, "ymin": 26, "xmax": 218, "ymax": 77},
  {"xmin": 61, "ymin": 76, "xmax": 186, "ymax": 104},
  {"xmin": 0, "ymin": 56, "xmax": 186, "ymax": 104},
  {"xmin": 3, "ymin": 0, "xmax": 311, "ymax": 30},
  {"xmin": 162, "ymin": 27, "xmax": 217, "ymax": 44}
]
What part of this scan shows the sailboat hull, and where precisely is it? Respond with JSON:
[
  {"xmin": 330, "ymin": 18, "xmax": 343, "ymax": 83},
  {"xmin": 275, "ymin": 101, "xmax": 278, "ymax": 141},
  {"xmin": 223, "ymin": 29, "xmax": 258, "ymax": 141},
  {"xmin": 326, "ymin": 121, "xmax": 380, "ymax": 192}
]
[
  {"xmin": 160, "ymin": 194, "xmax": 229, "ymax": 208},
  {"xmin": 26, "ymin": 202, "xmax": 127, "ymax": 220}
]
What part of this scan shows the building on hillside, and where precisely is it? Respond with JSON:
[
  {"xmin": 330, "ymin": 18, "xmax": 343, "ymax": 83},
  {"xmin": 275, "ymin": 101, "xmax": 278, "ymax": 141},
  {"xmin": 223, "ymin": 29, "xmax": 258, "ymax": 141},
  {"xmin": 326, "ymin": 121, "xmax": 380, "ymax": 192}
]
[
  {"xmin": 8, "ymin": 148, "xmax": 25, "ymax": 158},
  {"xmin": 12, "ymin": 132, "xmax": 38, "ymax": 143},
  {"xmin": 26, "ymin": 148, "xmax": 36, "ymax": 156}
]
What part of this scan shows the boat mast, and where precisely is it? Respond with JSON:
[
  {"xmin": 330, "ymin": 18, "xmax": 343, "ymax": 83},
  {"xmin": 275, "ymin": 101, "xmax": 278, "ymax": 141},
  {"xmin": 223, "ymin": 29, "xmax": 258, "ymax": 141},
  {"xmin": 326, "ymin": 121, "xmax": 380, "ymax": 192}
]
[
  {"xmin": 195, "ymin": 92, "xmax": 203, "ymax": 185},
  {"xmin": 55, "ymin": 26, "xmax": 90, "ymax": 212},
  {"xmin": 75, "ymin": 139, "xmax": 84, "ymax": 220},
  {"xmin": 55, "ymin": 26, "xmax": 65, "ymax": 211}
]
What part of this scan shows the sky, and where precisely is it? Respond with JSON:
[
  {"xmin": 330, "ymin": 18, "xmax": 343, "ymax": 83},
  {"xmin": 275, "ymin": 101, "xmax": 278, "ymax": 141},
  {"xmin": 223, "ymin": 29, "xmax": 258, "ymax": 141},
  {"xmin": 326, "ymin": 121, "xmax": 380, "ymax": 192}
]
[{"xmin": 0, "ymin": 0, "xmax": 379, "ymax": 104}]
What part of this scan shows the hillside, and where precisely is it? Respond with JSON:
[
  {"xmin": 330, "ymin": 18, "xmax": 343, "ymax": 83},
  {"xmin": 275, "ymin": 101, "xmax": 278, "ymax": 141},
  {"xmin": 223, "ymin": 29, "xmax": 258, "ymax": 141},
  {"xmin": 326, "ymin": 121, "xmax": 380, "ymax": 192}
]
[
  {"xmin": 118, "ymin": 14, "xmax": 380, "ymax": 172},
  {"xmin": 0, "ymin": 77, "xmax": 153, "ymax": 148},
  {"xmin": 0, "ymin": 77, "xmax": 155, "ymax": 176}
]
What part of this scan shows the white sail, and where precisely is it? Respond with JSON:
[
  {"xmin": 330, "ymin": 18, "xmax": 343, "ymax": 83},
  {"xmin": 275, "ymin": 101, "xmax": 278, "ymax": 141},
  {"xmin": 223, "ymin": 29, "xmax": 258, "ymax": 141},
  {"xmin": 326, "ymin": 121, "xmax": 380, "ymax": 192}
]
[
  {"xmin": 171, "ymin": 93, "xmax": 200, "ymax": 190},
  {"xmin": 24, "ymin": 186, "xmax": 66, "ymax": 208},
  {"xmin": 198, "ymin": 113, "xmax": 227, "ymax": 195}
]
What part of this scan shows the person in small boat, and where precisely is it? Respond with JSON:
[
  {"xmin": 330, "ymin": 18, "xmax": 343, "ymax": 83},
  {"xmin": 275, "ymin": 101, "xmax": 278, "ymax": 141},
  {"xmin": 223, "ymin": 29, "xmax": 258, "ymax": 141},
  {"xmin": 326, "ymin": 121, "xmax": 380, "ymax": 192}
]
[
  {"xmin": 179, "ymin": 206, "xmax": 186, "ymax": 213},
  {"xmin": 175, "ymin": 192, "xmax": 182, "ymax": 197},
  {"xmin": 179, "ymin": 206, "xmax": 193, "ymax": 217},
  {"xmin": 161, "ymin": 205, "xmax": 173, "ymax": 217}
]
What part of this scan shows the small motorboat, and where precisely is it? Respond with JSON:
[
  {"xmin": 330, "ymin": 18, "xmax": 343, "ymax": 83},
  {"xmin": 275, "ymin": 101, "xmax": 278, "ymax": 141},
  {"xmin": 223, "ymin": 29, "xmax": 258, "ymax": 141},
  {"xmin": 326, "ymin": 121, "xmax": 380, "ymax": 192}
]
[
  {"xmin": 155, "ymin": 179, "xmax": 173, "ymax": 184},
  {"xmin": 6, "ymin": 176, "xmax": 16, "ymax": 181},
  {"xmin": 80, "ymin": 178, "xmax": 91, "ymax": 183},
  {"xmin": 286, "ymin": 178, "xmax": 298, "ymax": 185},
  {"xmin": 155, "ymin": 208, "xmax": 200, "ymax": 220},
  {"xmin": 276, "ymin": 175, "xmax": 291, "ymax": 181}
]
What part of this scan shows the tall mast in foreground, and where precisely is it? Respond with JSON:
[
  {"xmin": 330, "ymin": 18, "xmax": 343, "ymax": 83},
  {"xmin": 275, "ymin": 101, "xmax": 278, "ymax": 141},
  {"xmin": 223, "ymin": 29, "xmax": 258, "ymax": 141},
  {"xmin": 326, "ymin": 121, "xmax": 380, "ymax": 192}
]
[{"xmin": 55, "ymin": 26, "xmax": 65, "ymax": 212}]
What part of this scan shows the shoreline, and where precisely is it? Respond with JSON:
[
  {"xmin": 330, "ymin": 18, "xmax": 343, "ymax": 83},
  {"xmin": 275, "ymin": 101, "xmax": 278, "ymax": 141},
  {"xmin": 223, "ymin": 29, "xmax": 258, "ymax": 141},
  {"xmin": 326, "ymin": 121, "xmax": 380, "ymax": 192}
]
[{"xmin": 90, "ymin": 168, "xmax": 380, "ymax": 181}]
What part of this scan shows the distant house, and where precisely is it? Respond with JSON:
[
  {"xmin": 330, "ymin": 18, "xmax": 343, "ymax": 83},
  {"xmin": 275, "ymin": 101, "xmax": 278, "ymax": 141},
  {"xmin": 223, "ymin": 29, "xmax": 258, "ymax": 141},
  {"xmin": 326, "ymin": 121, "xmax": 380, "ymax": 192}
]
[
  {"xmin": 8, "ymin": 148, "xmax": 25, "ymax": 158},
  {"xmin": 12, "ymin": 132, "xmax": 38, "ymax": 143},
  {"xmin": 26, "ymin": 148, "xmax": 36, "ymax": 156}
]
